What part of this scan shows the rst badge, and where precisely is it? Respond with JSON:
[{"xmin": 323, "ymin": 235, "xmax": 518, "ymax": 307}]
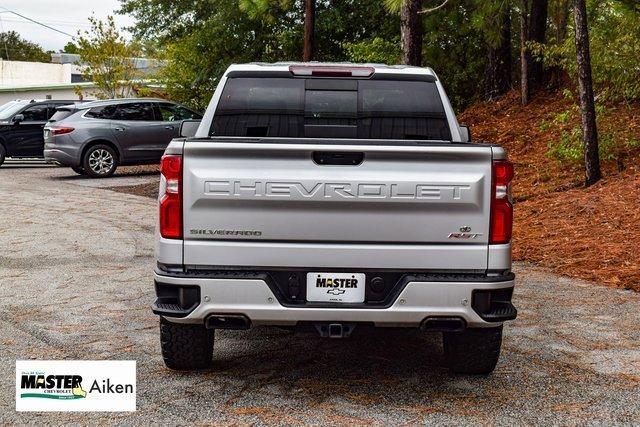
[{"xmin": 448, "ymin": 226, "xmax": 483, "ymax": 240}]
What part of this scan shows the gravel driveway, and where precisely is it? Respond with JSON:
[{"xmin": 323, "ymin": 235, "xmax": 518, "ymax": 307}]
[{"xmin": 1, "ymin": 164, "xmax": 639, "ymax": 425}]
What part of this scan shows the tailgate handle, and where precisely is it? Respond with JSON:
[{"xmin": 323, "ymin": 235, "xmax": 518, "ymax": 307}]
[{"xmin": 313, "ymin": 151, "xmax": 364, "ymax": 166}]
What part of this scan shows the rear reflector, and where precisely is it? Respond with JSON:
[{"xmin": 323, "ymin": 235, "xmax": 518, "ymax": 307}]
[
  {"xmin": 50, "ymin": 126, "xmax": 75, "ymax": 136},
  {"xmin": 490, "ymin": 160, "xmax": 514, "ymax": 244},
  {"xmin": 289, "ymin": 65, "xmax": 374, "ymax": 78},
  {"xmin": 159, "ymin": 155, "xmax": 182, "ymax": 239}
]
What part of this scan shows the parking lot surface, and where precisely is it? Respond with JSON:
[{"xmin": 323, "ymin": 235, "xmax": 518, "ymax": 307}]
[{"xmin": 1, "ymin": 164, "xmax": 639, "ymax": 425}]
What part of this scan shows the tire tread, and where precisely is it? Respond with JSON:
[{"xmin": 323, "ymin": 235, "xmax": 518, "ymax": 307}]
[
  {"xmin": 160, "ymin": 318, "xmax": 214, "ymax": 370},
  {"xmin": 443, "ymin": 326, "xmax": 503, "ymax": 375}
]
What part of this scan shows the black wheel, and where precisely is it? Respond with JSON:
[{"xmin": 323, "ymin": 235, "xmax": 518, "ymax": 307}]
[
  {"xmin": 443, "ymin": 326, "xmax": 503, "ymax": 375},
  {"xmin": 71, "ymin": 166, "xmax": 86, "ymax": 175},
  {"xmin": 160, "ymin": 317, "xmax": 215, "ymax": 370},
  {"xmin": 82, "ymin": 144, "xmax": 118, "ymax": 178},
  {"xmin": 0, "ymin": 144, "xmax": 5, "ymax": 166}
]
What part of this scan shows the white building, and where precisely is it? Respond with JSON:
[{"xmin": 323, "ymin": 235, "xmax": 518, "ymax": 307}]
[{"xmin": 0, "ymin": 54, "xmax": 162, "ymax": 104}]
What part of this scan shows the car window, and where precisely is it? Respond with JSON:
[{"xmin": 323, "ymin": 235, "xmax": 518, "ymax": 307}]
[
  {"xmin": 212, "ymin": 78, "xmax": 304, "ymax": 138},
  {"xmin": 85, "ymin": 105, "xmax": 118, "ymax": 120},
  {"xmin": 113, "ymin": 103, "xmax": 155, "ymax": 121},
  {"xmin": 157, "ymin": 103, "xmax": 202, "ymax": 121},
  {"xmin": 0, "ymin": 101, "xmax": 21, "ymax": 114},
  {"xmin": 21, "ymin": 104, "xmax": 49, "ymax": 122},
  {"xmin": 46, "ymin": 104, "xmax": 69, "ymax": 120},
  {"xmin": 211, "ymin": 77, "xmax": 451, "ymax": 140},
  {"xmin": 306, "ymin": 90, "xmax": 357, "ymax": 118},
  {"xmin": 49, "ymin": 109, "xmax": 75, "ymax": 122},
  {"xmin": 0, "ymin": 102, "xmax": 28, "ymax": 120}
]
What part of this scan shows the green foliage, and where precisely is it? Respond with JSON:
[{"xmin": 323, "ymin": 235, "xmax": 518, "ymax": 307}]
[
  {"xmin": 120, "ymin": 0, "xmax": 400, "ymax": 110},
  {"xmin": 343, "ymin": 37, "xmax": 401, "ymax": 64},
  {"xmin": 61, "ymin": 42, "xmax": 80, "ymax": 54},
  {"xmin": 153, "ymin": 1, "xmax": 299, "ymax": 110},
  {"xmin": 0, "ymin": 31, "xmax": 50, "ymax": 62},
  {"xmin": 383, "ymin": 0, "xmax": 404, "ymax": 14},
  {"xmin": 469, "ymin": 0, "xmax": 510, "ymax": 48},
  {"xmin": 118, "ymin": 0, "xmax": 640, "ymax": 114},
  {"xmin": 76, "ymin": 16, "xmax": 143, "ymax": 99},
  {"xmin": 314, "ymin": 0, "xmax": 399, "ymax": 61},
  {"xmin": 120, "ymin": 0, "xmax": 487, "ymax": 110},
  {"xmin": 421, "ymin": 0, "xmax": 486, "ymax": 109},
  {"xmin": 545, "ymin": 102, "xmax": 639, "ymax": 166},
  {"xmin": 238, "ymin": 0, "xmax": 292, "ymax": 21},
  {"xmin": 547, "ymin": 126, "xmax": 584, "ymax": 163},
  {"xmin": 531, "ymin": 0, "xmax": 640, "ymax": 102}
]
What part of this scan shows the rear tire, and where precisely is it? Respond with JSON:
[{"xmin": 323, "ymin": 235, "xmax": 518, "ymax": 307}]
[
  {"xmin": 71, "ymin": 166, "xmax": 85, "ymax": 175},
  {"xmin": 160, "ymin": 317, "xmax": 215, "ymax": 370},
  {"xmin": 443, "ymin": 326, "xmax": 503, "ymax": 375},
  {"xmin": 0, "ymin": 144, "xmax": 5, "ymax": 166},
  {"xmin": 82, "ymin": 144, "xmax": 118, "ymax": 178}
]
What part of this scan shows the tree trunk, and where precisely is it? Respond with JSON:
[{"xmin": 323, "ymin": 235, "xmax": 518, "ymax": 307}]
[
  {"xmin": 549, "ymin": 0, "xmax": 570, "ymax": 88},
  {"xmin": 527, "ymin": 0, "xmax": 548, "ymax": 88},
  {"xmin": 401, "ymin": 0, "xmax": 423, "ymax": 66},
  {"xmin": 484, "ymin": 5, "xmax": 512, "ymax": 100},
  {"xmin": 520, "ymin": 4, "xmax": 530, "ymax": 105},
  {"xmin": 553, "ymin": 0, "xmax": 570, "ymax": 43},
  {"xmin": 303, "ymin": 0, "xmax": 315, "ymax": 61},
  {"xmin": 573, "ymin": 0, "xmax": 601, "ymax": 186}
]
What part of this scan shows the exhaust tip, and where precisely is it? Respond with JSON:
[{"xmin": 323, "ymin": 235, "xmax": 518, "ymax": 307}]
[
  {"xmin": 205, "ymin": 314, "xmax": 251, "ymax": 330},
  {"xmin": 420, "ymin": 317, "xmax": 466, "ymax": 332}
]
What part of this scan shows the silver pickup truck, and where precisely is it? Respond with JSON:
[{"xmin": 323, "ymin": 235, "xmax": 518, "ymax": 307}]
[{"xmin": 152, "ymin": 63, "xmax": 516, "ymax": 374}]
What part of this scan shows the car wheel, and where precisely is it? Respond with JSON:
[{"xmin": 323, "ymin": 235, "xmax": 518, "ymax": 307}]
[
  {"xmin": 160, "ymin": 317, "xmax": 215, "ymax": 370},
  {"xmin": 0, "ymin": 144, "xmax": 5, "ymax": 166},
  {"xmin": 443, "ymin": 326, "xmax": 503, "ymax": 375},
  {"xmin": 71, "ymin": 166, "xmax": 86, "ymax": 175},
  {"xmin": 82, "ymin": 144, "xmax": 118, "ymax": 178}
]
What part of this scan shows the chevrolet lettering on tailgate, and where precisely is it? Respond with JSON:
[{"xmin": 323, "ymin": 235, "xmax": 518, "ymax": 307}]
[{"xmin": 203, "ymin": 180, "xmax": 475, "ymax": 202}]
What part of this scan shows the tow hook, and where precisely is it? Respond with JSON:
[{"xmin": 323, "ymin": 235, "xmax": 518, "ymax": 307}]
[{"xmin": 314, "ymin": 323, "xmax": 356, "ymax": 338}]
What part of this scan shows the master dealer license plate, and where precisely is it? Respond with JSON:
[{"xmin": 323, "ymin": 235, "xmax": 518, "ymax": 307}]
[{"xmin": 306, "ymin": 272, "xmax": 366, "ymax": 303}]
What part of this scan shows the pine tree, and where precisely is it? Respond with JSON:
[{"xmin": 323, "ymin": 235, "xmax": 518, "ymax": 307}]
[
  {"xmin": 573, "ymin": 0, "xmax": 601, "ymax": 185},
  {"xmin": 303, "ymin": 0, "xmax": 316, "ymax": 61},
  {"xmin": 400, "ymin": 0, "xmax": 423, "ymax": 65}
]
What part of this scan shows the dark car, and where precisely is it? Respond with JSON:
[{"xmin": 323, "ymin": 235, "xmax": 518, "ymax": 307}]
[
  {"xmin": 44, "ymin": 98, "xmax": 203, "ymax": 177},
  {"xmin": 0, "ymin": 99, "xmax": 88, "ymax": 166}
]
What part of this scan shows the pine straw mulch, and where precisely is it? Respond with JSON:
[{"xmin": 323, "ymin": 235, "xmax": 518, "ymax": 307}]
[{"xmin": 460, "ymin": 90, "xmax": 640, "ymax": 291}]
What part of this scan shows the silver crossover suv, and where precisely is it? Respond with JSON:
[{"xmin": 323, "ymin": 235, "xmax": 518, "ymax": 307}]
[{"xmin": 43, "ymin": 98, "xmax": 202, "ymax": 177}]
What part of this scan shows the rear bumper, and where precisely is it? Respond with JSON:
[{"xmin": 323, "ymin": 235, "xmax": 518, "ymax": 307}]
[
  {"xmin": 43, "ymin": 138, "xmax": 82, "ymax": 167},
  {"xmin": 153, "ymin": 270, "xmax": 516, "ymax": 328},
  {"xmin": 182, "ymin": 241, "xmax": 511, "ymax": 271},
  {"xmin": 44, "ymin": 148, "xmax": 80, "ymax": 167}
]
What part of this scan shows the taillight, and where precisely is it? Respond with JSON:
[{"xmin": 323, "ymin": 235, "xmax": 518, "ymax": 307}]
[
  {"xmin": 50, "ymin": 126, "xmax": 75, "ymax": 136},
  {"xmin": 159, "ymin": 155, "xmax": 182, "ymax": 239},
  {"xmin": 289, "ymin": 65, "xmax": 374, "ymax": 77},
  {"xmin": 490, "ymin": 160, "xmax": 514, "ymax": 244}
]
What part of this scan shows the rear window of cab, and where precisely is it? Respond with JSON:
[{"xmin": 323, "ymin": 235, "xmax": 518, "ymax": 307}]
[{"xmin": 211, "ymin": 77, "xmax": 451, "ymax": 141}]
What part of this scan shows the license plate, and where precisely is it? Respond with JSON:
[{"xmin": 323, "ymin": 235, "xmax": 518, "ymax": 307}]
[{"xmin": 306, "ymin": 272, "xmax": 366, "ymax": 303}]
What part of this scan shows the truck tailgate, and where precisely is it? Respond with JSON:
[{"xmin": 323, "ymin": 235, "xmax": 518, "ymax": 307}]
[{"xmin": 182, "ymin": 141, "xmax": 493, "ymax": 270}]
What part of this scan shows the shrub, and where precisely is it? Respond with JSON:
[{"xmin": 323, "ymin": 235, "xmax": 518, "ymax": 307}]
[{"xmin": 531, "ymin": 1, "xmax": 640, "ymax": 103}]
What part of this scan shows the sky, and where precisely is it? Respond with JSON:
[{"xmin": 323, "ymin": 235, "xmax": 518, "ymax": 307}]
[{"xmin": 0, "ymin": 0, "xmax": 135, "ymax": 52}]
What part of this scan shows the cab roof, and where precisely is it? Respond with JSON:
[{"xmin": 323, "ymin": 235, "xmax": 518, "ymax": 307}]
[{"xmin": 224, "ymin": 62, "xmax": 438, "ymax": 80}]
